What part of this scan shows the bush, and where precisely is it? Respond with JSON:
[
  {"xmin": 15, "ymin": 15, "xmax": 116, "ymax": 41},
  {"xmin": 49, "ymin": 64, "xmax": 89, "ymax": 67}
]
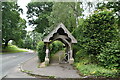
[
  {"xmin": 74, "ymin": 63, "xmax": 119, "ymax": 77},
  {"xmin": 84, "ymin": 10, "xmax": 118, "ymax": 55},
  {"xmin": 75, "ymin": 49, "xmax": 97, "ymax": 65},
  {"xmin": 75, "ymin": 49, "xmax": 88, "ymax": 62},
  {"xmin": 97, "ymin": 41, "xmax": 120, "ymax": 69},
  {"xmin": 36, "ymin": 41, "xmax": 45, "ymax": 62},
  {"xmin": 36, "ymin": 41, "xmax": 64, "ymax": 62},
  {"xmin": 73, "ymin": 9, "xmax": 120, "ymax": 77},
  {"xmin": 50, "ymin": 41, "xmax": 63, "ymax": 54}
]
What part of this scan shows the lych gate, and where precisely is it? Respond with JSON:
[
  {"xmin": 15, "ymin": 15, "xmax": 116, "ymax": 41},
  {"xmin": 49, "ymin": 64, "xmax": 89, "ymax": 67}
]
[{"xmin": 43, "ymin": 23, "xmax": 77, "ymax": 65}]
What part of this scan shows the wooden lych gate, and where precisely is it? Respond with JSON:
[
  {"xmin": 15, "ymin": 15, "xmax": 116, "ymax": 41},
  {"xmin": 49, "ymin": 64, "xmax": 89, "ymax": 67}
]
[{"xmin": 43, "ymin": 23, "xmax": 77, "ymax": 65}]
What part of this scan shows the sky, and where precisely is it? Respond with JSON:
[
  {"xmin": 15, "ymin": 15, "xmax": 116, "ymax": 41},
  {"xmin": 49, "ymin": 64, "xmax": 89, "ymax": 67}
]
[
  {"xmin": 17, "ymin": 0, "xmax": 31, "ymax": 20},
  {"xmin": 17, "ymin": 0, "xmax": 32, "ymax": 31}
]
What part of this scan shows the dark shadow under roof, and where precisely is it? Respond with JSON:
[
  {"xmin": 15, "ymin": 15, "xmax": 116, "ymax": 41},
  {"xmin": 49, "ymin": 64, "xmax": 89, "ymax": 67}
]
[{"xmin": 43, "ymin": 23, "xmax": 77, "ymax": 43}]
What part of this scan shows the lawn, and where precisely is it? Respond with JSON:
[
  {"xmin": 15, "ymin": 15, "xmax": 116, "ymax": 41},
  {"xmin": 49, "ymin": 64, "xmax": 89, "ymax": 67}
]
[{"xmin": 1, "ymin": 44, "xmax": 28, "ymax": 54}]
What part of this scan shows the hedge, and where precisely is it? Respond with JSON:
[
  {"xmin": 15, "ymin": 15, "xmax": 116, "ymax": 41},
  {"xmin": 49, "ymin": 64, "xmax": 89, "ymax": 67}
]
[{"xmin": 36, "ymin": 41, "xmax": 45, "ymax": 62}]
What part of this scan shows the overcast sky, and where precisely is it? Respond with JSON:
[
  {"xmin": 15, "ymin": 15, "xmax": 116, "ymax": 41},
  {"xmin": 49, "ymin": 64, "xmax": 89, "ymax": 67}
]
[
  {"xmin": 17, "ymin": 0, "xmax": 33, "ymax": 31},
  {"xmin": 17, "ymin": 0, "xmax": 31, "ymax": 20}
]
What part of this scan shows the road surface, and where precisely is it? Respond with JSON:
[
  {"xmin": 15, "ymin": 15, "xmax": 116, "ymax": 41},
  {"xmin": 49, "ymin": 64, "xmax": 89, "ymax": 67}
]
[{"xmin": 0, "ymin": 51, "xmax": 36, "ymax": 79}]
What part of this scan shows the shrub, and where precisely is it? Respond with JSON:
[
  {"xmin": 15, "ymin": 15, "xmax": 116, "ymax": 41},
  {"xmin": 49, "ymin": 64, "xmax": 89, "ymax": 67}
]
[
  {"xmin": 84, "ymin": 10, "xmax": 118, "ymax": 55},
  {"xmin": 73, "ymin": 9, "xmax": 120, "ymax": 77},
  {"xmin": 97, "ymin": 41, "xmax": 120, "ymax": 69},
  {"xmin": 50, "ymin": 41, "xmax": 63, "ymax": 54},
  {"xmin": 75, "ymin": 49, "xmax": 88, "ymax": 62},
  {"xmin": 75, "ymin": 49, "xmax": 97, "ymax": 64},
  {"xmin": 74, "ymin": 63, "xmax": 119, "ymax": 77},
  {"xmin": 36, "ymin": 40, "xmax": 64, "ymax": 62},
  {"xmin": 36, "ymin": 41, "xmax": 45, "ymax": 62}
]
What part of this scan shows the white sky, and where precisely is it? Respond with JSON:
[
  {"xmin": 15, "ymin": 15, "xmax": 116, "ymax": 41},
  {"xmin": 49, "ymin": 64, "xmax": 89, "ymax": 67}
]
[
  {"xmin": 17, "ymin": 0, "xmax": 31, "ymax": 20},
  {"xmin": 17, "ymin": 0, "xmax": 33, "ymax": 31}
]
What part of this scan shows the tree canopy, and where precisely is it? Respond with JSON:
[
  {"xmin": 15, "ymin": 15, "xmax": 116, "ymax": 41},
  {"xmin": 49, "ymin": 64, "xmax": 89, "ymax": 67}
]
[
  {"xmin": 27, "ymin": 2, "xmax": 83, "ymax": 35},
  {"xmin": 97, "ymin": 1, "xmax": 120, "ymax": 27},
  {"xmin": 27, "ymin": 2, "xmax": 53, "ymax": 34},
  {"xmin": 48, "ymin": 2, "xmax": 83, "ymax": 33},
  {"xmin": 2, "ymin": 2, "xmax": 27, "ymax": 48}
]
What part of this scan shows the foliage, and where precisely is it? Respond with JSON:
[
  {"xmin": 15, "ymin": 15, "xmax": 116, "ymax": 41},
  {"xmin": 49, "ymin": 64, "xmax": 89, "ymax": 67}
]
[
  {"xmin": 50, "ymin": 41, "xmax": 64, "ymax": 54},
  {"xmin": 74, "ymin": 48, "xmax": 119, "ymax": 77},
  {"xmin": 74, "ymin": 63, "xmax": 119, "ymax": 77},
  {"xmin": 22, "ymin": 35, "xmax": 33, "ymax": 49},
  {"xmin": 96, "ymin": 1, "xmax": 120, "ymax": 26},
  {"xmin": 80, "ymin": 9, "xmax": 118, "ymax": 55},
  {"xmin": 16, "ymin": 31, "xmax": 43, "ymax": 50},
  {"xmin": 97, "ymin": 41, "xmax": 120, "ymax": 69},
  {"xmin": 72, "ymin": 44, "xmax": 81, "ymax": 58},
  {"xmin": 27, "ymin": 2, "xmax": 53, "ymax": 34},
  {"xmin": 36, "ymin": 41, "xmax": 45, "ymax": 62},
  {"xmin": 80, "ymin": 9, "xmax": 120, "ymax": 70},
  {"xmin": 30, "ymin": 31, "xmax": 43, "ymax": 49},
  {"xmin": 2, "ymin": 2, "xmax": 26, "ymax": 48},
  {"xmin": 72, "ymin": 18, "xmax": 85, "ymax": 55},
  {"xmin": 73, "ymin": 9, "xmax": 120, "ymax": 77},
  {"xmin": 75, "ymin": 49, "xmax": 90, "ymax": 63},
  {"xmin": 27, "ymin": 2, "xmax": 83, "ymax": 35},
  {"xmin": 48, "ymin": 2, "xmax": 83, "ymax": 32}
]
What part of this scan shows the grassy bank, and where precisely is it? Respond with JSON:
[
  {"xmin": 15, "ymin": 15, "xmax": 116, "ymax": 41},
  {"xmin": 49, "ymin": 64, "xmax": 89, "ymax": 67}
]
[{"xmin": 1, "ymin": 44, "xmax": 28, "ymax": 54}]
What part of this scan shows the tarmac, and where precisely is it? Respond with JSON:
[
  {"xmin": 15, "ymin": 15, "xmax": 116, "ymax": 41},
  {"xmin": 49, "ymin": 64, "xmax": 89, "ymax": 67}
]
[{"xmin": 20, "ymin": 51, "xmax": 81, "ymax": 78}]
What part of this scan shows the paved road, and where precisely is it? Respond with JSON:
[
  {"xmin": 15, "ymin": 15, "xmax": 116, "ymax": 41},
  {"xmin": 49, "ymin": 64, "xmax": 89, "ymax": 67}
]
[{"xmin": 0, "ymin": 52, "xmax": 36, "ymax": 79}]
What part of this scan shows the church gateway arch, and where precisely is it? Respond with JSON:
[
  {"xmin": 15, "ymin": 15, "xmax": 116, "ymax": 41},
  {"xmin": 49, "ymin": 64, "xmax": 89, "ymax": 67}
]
[{"xmin": 43, "ymin": 23, "xmax": 77, "ymax": 65}]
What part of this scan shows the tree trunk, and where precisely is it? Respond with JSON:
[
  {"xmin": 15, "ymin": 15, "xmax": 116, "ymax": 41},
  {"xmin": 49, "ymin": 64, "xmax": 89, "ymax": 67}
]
[{"xmin": 4, "ymin": 40, "xmax": 9, "ymax": 49}]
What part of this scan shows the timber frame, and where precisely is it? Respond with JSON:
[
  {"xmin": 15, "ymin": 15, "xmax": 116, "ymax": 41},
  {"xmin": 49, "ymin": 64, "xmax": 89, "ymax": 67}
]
[{"xmin": 43, "ymin": 23, "xmax": 77, "ymax": 65}]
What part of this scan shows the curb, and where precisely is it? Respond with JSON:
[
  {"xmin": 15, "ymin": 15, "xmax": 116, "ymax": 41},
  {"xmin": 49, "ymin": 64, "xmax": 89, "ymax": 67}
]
[
  {"xmin": 1, "ymin": 75, "xmax": 7, "ymax": 80},
  {"xmin": 19, "ymin": 56, "xmax": 56, "ymax": 78}
]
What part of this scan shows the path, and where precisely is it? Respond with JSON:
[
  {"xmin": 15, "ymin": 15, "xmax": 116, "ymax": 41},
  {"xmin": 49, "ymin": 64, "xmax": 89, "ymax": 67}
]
[
  {"xmin": 50, "ymin": 50, "xmax": 65, "ymax": 64},
  {"xmin": 21, "ymin": 50, "xmax": 81, "ymax": 78}
]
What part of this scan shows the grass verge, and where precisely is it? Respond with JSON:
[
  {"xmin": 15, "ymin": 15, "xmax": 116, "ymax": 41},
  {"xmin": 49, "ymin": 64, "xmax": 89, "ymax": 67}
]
[{"xmin": 1, "ymin": 44, "xmax": 28, "ymax": 54}]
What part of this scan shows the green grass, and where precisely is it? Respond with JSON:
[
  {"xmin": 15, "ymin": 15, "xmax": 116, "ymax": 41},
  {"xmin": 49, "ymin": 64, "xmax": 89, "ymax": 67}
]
[{"xmin": 1, "ymin": 45, "xmax": 28, "ymax": 54}]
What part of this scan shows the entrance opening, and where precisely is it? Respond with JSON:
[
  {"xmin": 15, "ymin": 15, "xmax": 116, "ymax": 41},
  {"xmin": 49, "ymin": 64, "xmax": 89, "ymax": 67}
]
[
  {"xmin": 43, "ymin": 23, "xmax": 77, "ymax": 65},
  {"xmin": 50, "ymin": 40, "xmax": 69, "ymax": 64}
]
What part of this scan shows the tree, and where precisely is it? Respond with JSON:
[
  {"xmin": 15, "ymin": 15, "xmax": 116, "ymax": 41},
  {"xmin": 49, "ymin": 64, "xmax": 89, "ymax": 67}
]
[
  {"xmin": 74, "ymin": 9, "xmax": 119, "ymax": 56},
  {"xmin": 97, "ymin": 41, "xmax": 120, "ymax": 69},
  {"xmin": 28, "ymin": 30, "xmax": 43, "ymax": 49},
  {"xmin": 83, "ymin": 9, "xmax": 119, "ymax": 55},
  {"xmin": 96, "ymin": 1, "xmax": 120, "ymax": 27},
  {"xmin": 48, "ymin": 2, "xmax": 83, "ymax": 33},
  {"xmin": 2, "ymin": 2, "xmax": 26, "ymax": 48},
  {"xmin": 27, "ymin": 2, "xmax": 53, "ymax": 34},
  {"xmin": 17, "ymin": 31, "xmax": 43, "ymax": 49},
  {"xmin": 73, "ymin": 9, "xmax": 120, "ymax": 70}
]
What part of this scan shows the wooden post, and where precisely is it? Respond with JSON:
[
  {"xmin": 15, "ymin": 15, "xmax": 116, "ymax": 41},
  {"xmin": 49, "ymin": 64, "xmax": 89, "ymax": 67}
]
[
  {"xmin": 69, "ymin": 44, "xmax": 74, "ymax": 64},
  {"xmin": 45, "ymin": 43, "xmax": 49, "ymax": 65},
  {"xmin": 66, "ymin": 45, "xmax": 69, "ymax": 61}
]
